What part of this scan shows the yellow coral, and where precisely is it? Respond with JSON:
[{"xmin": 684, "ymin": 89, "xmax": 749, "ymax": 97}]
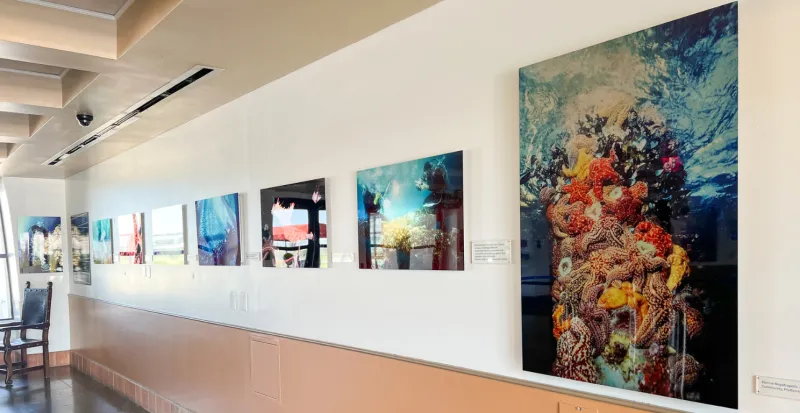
[
  {"xmin": 598, "ymin": 284, "xmax": 628, "ymax": 310},
  {"xmin": 562, "ymin": 148, "xmax": 592, "ymax": 181},
  {"xmin": 666, "ymin": 245, "xmax": 690, "ymax": 290},
  {"xmin": 552, "ymin": 304, "xmax": 571, "ymax": 339},
  {"xmin": 598, "ymin": 282, "xmax": 648, "ymax": 322}
]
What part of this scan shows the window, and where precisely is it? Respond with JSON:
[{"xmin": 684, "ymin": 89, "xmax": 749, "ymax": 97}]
[{"xmin": 0, "ymin": 201, "xmax": 12, "ymax": 320}]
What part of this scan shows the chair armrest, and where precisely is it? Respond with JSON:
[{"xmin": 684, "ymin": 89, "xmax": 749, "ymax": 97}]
[
  {"xmin": 0, "ymin": 322, "xmax": 23, "ymax": 332},
  {"xmin": 0, "ymin": 321, "xmax": 21, "ymax": 328},
  {"xmin": 0, "ymin": 322, "xmax": 48, "ymax": 332}
]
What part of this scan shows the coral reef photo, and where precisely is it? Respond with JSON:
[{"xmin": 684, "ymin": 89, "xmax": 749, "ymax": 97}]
[{"xmin": 519, "ymin": 3, "xmax": 738, "ymax": 408}]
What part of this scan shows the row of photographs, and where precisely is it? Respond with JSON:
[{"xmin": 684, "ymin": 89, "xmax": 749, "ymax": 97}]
[
  {"xmin": 19, "ymin": 2, "xmax": 740, "ymax": 407},
  {"xmin": 17, "ymin": 150, "xmax": 466, "ymax": 285}
]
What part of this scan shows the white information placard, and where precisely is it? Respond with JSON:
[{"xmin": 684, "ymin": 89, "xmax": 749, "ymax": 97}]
[
  {"xmin": 756, "ymin": 376, "xmax": 800, "ymax": 401},
  {"xmin": 471, "ymin": 240, "xmax": 512, "ymax": 264}
]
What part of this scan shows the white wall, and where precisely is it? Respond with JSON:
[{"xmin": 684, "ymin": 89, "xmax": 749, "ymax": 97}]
[
  {"xmin": 63, "ymin": 0, "xmax": 800, "ymax": 412},
  {"xmin": 1, "ymin": 177, "xmax": 70, "ymax": 352}
]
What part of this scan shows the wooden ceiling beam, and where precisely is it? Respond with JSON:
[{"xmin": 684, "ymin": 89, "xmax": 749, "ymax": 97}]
[{"xmin": 0, "ymin": 0, "xmax": 117, "ymax": 59}]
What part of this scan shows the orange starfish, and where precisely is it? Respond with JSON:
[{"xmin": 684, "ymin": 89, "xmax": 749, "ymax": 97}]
[
  {"xmin": 588, "ymin": 153, "xmax": 620, "ymax": 198},
  {"xmin": 563, "ymin": 179, "xmax": 592, "ymax": 205}
]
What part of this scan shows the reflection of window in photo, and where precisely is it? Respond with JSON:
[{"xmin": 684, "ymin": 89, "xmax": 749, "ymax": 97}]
[
  {"xmin": 272, "ymin": 207, "xmax": 328, "ymax": 268},
  {"xmin": 368, "ymin": 214, "xmax": 383, "ymax": 267}
]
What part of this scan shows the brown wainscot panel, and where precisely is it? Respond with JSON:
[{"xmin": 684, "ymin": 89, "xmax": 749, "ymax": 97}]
[{"xmin": 69, "ymin": 295, "xmax": 672, "ymax": 413}]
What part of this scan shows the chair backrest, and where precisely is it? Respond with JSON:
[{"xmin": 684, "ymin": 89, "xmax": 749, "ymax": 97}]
[{"xmin": 20, "ymin": 281, "xmax": 53, "ymax": 327}]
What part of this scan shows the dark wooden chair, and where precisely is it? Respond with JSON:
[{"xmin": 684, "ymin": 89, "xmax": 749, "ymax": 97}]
[{"xmin": 0, "ymin": 281, "xmax": 53, "ymax": 386}]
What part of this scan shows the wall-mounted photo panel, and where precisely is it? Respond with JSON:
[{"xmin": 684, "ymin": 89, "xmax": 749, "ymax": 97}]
[
  {"xmin": 118, "ymin": 213, "xmax": 145, "ymax": 264},
  {"xmin": 92, "ymin": 218, "xmax": 114, "ymax": 264},
  {"xmin": 195, "ymin": 193, "xmax": 241, "ymax": 266},
  {"xmin": 518, "ymin": 3, "xmax": 738, "ymax": 408},
  {"xmin": 357, "ymin": 151, "xmax": 464, "ymax": 270},
  {"xmin": 18, "ymin": 216, "xmax": 63, "ymax": 273},
  {"xmin": 71, "ymin": 213, "xmax": 91, "ymax": 285},
  {"xmin": 151, "ymin": 204, "xmax": 187, "ymax": 265},
  {"xmin": 260, "ymin": 179, "xmax": 327, "ymax": 268}
]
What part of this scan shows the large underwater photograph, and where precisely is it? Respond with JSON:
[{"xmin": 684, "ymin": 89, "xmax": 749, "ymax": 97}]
[
  {"xmin": 18, "ymin": 216, "xmax": 63, "ymax": 273},
  {"xmin": 70, "ymin": 213, "xmax": 91, "ymax": 285},
  {"xmin": 118, "ymin": 213, "xmax": 144, "ymax": 264},
  {"xmin": 519, "ymin": 3, "xmax": 738, "ymax": 408},
  {"xmin": 92, "ymin": 218, "xmax": 113, "ymax": 264},
  {"xmin": 196, "ymin": 193, "xmax": 241, "ymax": 266},
  {"xmin": 357, "ymin": 151, "xmax": 464, "ymax": 270},
  {"xmin": 261, "ymin": 179, "xmax": 327, "ymax": 268}
]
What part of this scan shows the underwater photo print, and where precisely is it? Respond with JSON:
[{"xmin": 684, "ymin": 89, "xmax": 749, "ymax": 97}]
[
  {"xmin": 18, "ymin": 216, "xmax": 63, "ymax": 273},
  {"xmin": 117, "ymin": 213, "xmax": 144, "ymax": 264},
  {"xmin": 195, "ymin": 193, "xmax": 241, "ymax": 266},
  {"xmin": 70, "ymin": 213, "xmax": 91, "ymax": 285},
  {"xmin": 151, "ymin": 205, "xmax": 187, "ymax": 265},
  {"xmin": 261, "ymin": 179, "xmax": 327, "ymax": 268},
  {"xmin": 92, "ymin": 218, "xmax": 114, "ymax": 264},
  {"xmin": 357, "ymin": 151, "xmax": 464, "ymax": 270},
  {"xmin": 519, "ymin": 3, "xmax": 738, "ymax": 408}
]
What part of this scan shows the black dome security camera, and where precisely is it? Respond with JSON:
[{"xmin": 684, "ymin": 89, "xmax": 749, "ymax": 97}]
[{"xmin": 77, "ymin": 113, "xmax": 93, "ymax": 127}]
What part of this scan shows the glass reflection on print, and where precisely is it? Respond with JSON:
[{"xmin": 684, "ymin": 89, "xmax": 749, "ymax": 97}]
[
  {"xmin": 92, "ymin": 218, "xmax": 114, "ymax": 264},
  {"xmin": 357, "ymin": 151, "xmax": 464, "ymax": 270},
  {"xmin": 117, "ymin": 213, "xmax": 144, "ymax": 264},
  {"xmin": 18, "ymin": 216, "xmax": 63, "ymax": 273},
  {"xmin": 518, "ymin": 3, "xmax": 738, "ymax": 408},
  {"xmin": 71, "ymin": 213, "xmax": 91, "ymax": 285},
  {"xmin": 152, "ymin": 205, "xmax": 187, "ymax": 265},
  {"xmin": 261, "ymin": 179, "xmax": 327, "ymax": 268},
  {"xmin": 195, "ymin": 193, "xmax": 241, "ymax": 266}
]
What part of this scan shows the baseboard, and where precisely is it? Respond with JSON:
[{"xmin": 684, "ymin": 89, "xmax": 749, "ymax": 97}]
[
  {"xmin": 71, "ymin": 351, "xmax": 191, "ymax": 413},
  {"xmin": 0, "ymin": 350, "xmax": 70, "ymax": 367}
]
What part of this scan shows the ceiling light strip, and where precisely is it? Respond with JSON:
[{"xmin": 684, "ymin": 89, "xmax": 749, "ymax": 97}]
[
  {"xmin": 43, "ymin": 65, "xmax": 219, "ymax": 166},
  {"xmin": 16, "ymin": 0, "xmax": 117, "ymax": 21}
]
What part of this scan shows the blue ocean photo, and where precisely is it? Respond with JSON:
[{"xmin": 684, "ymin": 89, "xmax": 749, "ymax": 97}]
[
  {"xmin": 196, "ymin": 193, "xmax": 241, "ymax": 266},
  {"xmin": 71, "ymin": 213, "xmax": 91, "ymax": 284},
  {"xmin": 92, "ymin": 218, "xmax": 114, "ymax": 264},
  {"xmin": 18, "ymin": 216, "xmax": 63, "ymax": 273},
  {"xmin": 357, "ymin": 151, "xmax": 464, "ymax": 270}
]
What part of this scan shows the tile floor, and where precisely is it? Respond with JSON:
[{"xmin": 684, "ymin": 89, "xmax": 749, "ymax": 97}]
[{"xmin": 0, "ymin": 366, "xmax": 147, "ymax": 413}]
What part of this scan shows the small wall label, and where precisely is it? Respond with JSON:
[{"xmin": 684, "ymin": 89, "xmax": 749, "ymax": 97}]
[
  {"xmin": 471, "ymin": 240, "xmax": 512, "ymax": 264},
  {"xmin": 756, "ymin": 375, "xmax": 800, "ymax": 401}
]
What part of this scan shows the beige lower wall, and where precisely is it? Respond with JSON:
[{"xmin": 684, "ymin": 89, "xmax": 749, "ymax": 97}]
[{"xmin": 68, "ymin": 294, "xmax": 669, "ymax": 413}]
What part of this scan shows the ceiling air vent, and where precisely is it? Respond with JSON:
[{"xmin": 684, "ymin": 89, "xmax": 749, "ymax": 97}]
[{"xmin": 44, "ymin": 65, "xmax": 217, "ymax": 166}]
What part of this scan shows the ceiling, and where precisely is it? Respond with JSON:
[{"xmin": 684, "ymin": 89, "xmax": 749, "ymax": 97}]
[
  {"xmin": 0, "ymin": 0, "xmax": 441, "ymax": 179},
  {"xmin": 0, "ymin": 57, "xmax": 65, "ymax": 75},
  {"xmin": 36, "ymin": 0, "xmax": 132, "ymax": 16}
]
